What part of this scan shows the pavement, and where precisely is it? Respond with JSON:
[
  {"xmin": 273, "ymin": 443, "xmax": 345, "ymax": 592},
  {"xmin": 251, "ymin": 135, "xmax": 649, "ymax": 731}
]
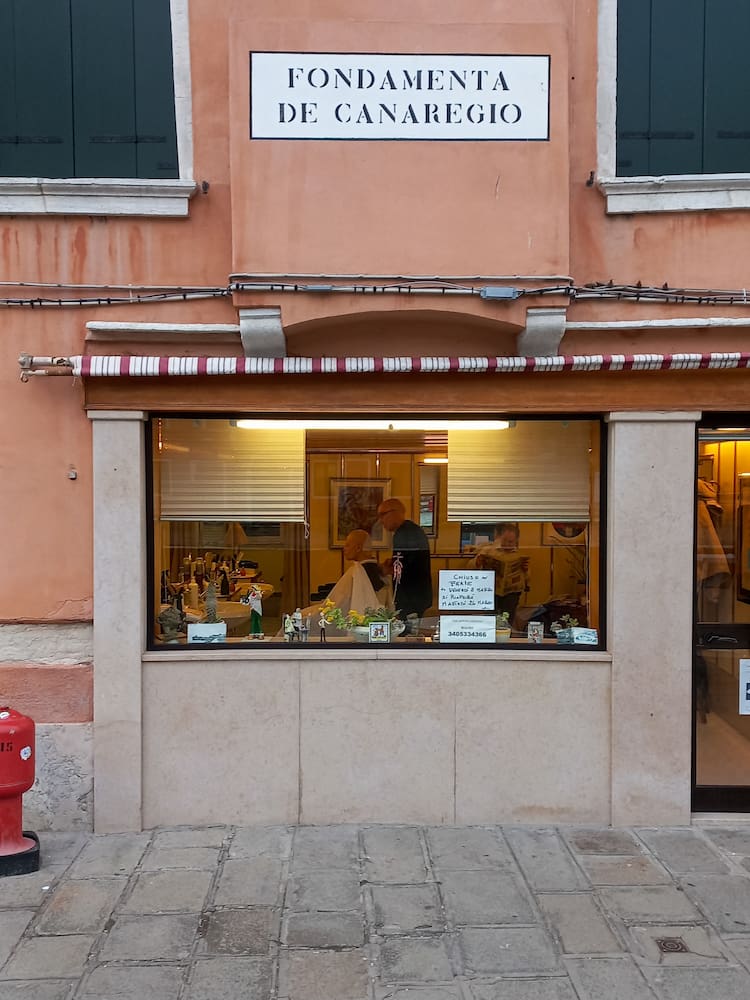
[{"xmin": 5, "ymin": 823, "xmax": 750, "ymax": 999}]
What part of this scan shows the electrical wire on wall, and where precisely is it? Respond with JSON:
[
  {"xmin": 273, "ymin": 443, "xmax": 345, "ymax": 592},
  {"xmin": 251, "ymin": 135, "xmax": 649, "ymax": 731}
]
[{"xmin": 2, "ymin": 278, "xmax": 750, "ymax": 309}]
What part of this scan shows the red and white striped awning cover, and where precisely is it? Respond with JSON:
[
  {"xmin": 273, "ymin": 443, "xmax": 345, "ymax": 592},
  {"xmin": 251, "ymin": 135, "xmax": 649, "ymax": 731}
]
[{"xmin": 70, "ymin": 353, "xmax": 750, "ymax": 377}]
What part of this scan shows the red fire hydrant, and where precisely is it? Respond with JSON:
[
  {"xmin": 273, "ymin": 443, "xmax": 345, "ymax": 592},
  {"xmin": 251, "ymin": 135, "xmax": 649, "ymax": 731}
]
[{"xmin": 0, "ymin": 707, "xmax": 40, "ymax": 876}]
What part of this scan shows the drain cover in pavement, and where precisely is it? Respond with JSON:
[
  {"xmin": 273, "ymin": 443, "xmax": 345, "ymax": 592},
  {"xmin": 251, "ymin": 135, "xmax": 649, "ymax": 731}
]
[{"xmin": 655, "ymin": 937, "xmax": 690, "ymax": 954}]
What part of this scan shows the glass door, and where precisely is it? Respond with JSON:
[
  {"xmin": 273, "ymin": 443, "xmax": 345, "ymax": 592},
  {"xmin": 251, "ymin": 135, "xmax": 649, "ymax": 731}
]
[{"xmin": 694, "ymin": 425, "xmax": 750, "ymax": 810}]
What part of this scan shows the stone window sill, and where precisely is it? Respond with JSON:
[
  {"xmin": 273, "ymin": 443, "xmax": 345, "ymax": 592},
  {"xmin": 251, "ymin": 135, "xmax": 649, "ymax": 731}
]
[
  {"xmin": 0, "ymin": 178, "xmax": 197, "ymax": 217},
  {"xmin": 598, "ymin": 174, "xmax": 750, "ymax": 214}
]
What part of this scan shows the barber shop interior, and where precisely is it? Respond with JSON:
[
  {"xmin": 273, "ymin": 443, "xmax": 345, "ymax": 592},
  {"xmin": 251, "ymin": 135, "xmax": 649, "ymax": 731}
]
[{"xmin": 153, "ymin": 415, "xmax": 601, "ymax": 649}]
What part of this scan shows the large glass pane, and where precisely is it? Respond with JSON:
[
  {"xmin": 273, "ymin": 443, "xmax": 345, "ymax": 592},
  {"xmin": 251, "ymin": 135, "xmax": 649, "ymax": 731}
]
[
  {"xmin": 150, "ymin": 417, "xmax": 601, "ymax": 648},
  {"xmin": 696, "ymin": 429, "xmax": 750, "ymax": 797}
]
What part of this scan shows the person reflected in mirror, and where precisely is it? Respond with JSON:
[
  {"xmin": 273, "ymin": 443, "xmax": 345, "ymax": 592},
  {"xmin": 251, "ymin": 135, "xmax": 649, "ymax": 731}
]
[
  {"xmin": 377, "ymin": 497, "xmax": 433, "ymax": 627},
  {"xmin": 472, "ymin": 521, "xmax": 530, "ymax": 627}
]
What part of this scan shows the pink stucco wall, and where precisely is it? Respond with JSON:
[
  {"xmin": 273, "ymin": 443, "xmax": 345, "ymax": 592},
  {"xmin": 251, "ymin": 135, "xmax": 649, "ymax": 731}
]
[{"xmin": 2, "ymin": 0, "xmax": 748, "ymax": 632}]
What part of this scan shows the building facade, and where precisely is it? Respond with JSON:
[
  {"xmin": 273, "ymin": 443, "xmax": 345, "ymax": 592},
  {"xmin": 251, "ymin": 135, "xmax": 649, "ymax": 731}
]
[{"xmin": 2, "ymin": 0, "xmax": 750, "ymax": 832}]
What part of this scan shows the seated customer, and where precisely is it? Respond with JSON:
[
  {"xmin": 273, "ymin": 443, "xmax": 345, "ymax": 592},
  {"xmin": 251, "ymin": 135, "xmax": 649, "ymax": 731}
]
[
  {"xmin": 472, "ymin": 522, "xmax": 530, "ymax": 627},
  {"xmin": 328, "ymin": 528, "xmax": 389, "ymax": 614},
  {"xmin": 308, "ymin": 529, "xmax": 391, "ymax": 620}
]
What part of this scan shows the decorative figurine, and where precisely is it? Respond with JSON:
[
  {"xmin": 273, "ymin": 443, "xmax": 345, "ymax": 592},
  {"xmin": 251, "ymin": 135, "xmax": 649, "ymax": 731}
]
[
  {"xmin": 241, "ymin": 584, "xmax": 264, "ymax": 639},
  {"xmin": 300, "ymin": 615, "xmax": 310, "ymax": 643},
  {"xmin": 318, "ymin": 613, "xmax": 327, "ymax": 643},
  {"xmin": 157, "ymin": 597, "xmax": 186, "ymax": 642},
  {"xmin": 203, "ymin": 582, "xmax": 220, "ymax": 624},
  {"xmin": 284, "ymin": 613, "xmax": 295, "ymax": 643},
  {"xmin": 292, "ymin": 607, "xmax": 303, "ymax": 639}
]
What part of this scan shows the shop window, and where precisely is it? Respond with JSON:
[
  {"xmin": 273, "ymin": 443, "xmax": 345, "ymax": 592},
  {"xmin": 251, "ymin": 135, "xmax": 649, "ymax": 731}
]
[
  {"xmin": 150, "ymin": 416, "xmax": 602, "ymax": 648},
  {"xmin": 0, "ymin": 0, "xmax": 178, "ymax": 179},
  {"xmin": 617, "ymin": 0, "xmax": 749, "ymax": 177}
]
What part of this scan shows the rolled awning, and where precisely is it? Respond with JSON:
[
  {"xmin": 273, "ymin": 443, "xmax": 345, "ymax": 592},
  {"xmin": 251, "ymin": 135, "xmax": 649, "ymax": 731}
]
[{"xmin": 18, "ymin": 351, "xmax": 750, "ymax": 378}]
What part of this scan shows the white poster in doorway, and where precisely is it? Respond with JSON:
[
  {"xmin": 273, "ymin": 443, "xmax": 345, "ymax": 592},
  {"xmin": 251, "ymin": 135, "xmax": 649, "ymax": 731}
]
[{"xmin": 739, "ymin": 659, "xmax": 750, "ymax": 715}]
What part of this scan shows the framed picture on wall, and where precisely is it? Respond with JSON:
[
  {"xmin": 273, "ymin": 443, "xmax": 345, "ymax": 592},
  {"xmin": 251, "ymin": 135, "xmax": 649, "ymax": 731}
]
[
  {"xmin": 330, "ymin": 478, "xmax": 391, "ymax": 549},
  {"xmin": 542, "ymin": 522, "xmax": 588, "ymax": 545},
  {"xmin": 419, "ymin": 493, "xmax": 436, "ymax": 537}
]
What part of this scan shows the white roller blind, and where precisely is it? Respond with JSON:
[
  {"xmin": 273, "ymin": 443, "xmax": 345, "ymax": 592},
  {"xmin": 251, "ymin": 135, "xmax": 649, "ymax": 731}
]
[
  {"xmin": 158, "ymin": 419, "xmax": 305, "ymax": 522},
  {"xmin": 447, "ymin": 421, "xmax": 593, "ymax": 521}
]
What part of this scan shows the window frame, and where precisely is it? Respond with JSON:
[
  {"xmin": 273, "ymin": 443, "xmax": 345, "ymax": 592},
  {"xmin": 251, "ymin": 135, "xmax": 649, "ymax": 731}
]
[
  {"xmin": 0, "ymin": 0, "xmax": 195, "ymax": 217},
  {"xmin": 146, "ymin": 412, "xmax": 606, "ymax": 652},
  {"xmin": 596, "ymin": 0, "xmax": 750, "ymax": 214}
]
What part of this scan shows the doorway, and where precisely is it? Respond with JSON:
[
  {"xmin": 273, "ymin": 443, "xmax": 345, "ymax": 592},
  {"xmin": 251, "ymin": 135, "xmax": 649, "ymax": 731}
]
[{"xmin": 694, "ymin": 425, "xmax": 750, "ymax": 810}]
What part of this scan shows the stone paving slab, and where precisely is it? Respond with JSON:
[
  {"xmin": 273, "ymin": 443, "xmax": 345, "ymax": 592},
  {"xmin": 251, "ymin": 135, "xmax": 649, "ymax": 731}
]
[
  {"xmin": 4, "ymin": 822, "xmax": 750, "ymax": 998},
  {"xmin": 635, "ymin": 828, "xmax": 730, "ymax": 874},
  {"xmin": 287, "ymin": 871, "xmax": 361, "ymax": 912},
  {"xmin": 291, "ymin": 825, "xmax": 359, "ymax": 871},
  {"xmin": 197, "ymin": 906, "xmax": 278, "ymax": 956},
  {"xmin": 0, "ymin": 982, "xmax": 76, "ymax": 1000},
  {"xmin": 0, "ymin": 934, "xmax": 95, "ymax": 980},
  {"xmin": 440, "ymin": 869, "xmax": 535, "ymax": 925},
  {"xmin": 426, "ymin": 827, "xmax": 515, "ymax": 871},
  {"xmin": 77, "ymin": 963, "xmax": 185, "ymax": 999},
  {"xmin": 0, "ymin": 911, "xmax": 34, "ymax": 969},
  {"xmin": 537, "ymin": 892, "xmax": 622, "ymax": 954},
  {"xmin": 505, "ymin": 828, "xmax": 589, "ymax": 891},
  {"xmin": 566, "ymin": 956, "xmax": 657, "ymax": 999},
  {"xmin": 597, "ymin": 885, "xmax": 704, "ymax": 924},
  {"xmin": 97, "ymin": 913, "xmax": 197, "ymax": 962},
  {"xmin": 120, "ymin": 868, "xmax": 213, "ymax": 915},
  {"xmin": 371, "ymin": 884, "xmax": 444, "ymax": 933},
  {"xmin": 213, "ymin": 857, "xmax": 282, "ymax": 907},
  {"xmin": 35, "ymin": 877, "xmax": 125, "ymax": 935},
  {"xmin": 140, "ymin": 845, "xmax": 222, "ymax": 871},
  {"xmin": 378, "ymin": 935, "xmax": 455, "ymax": 982},
  {"xmin": 458, "ymin": 927, "xmax": 563, "ymax": 976},
  {"xmin": 679, "ymin": 873, "xmax": 750, "ymax": 932},
  {"xmin": 578, "ymin": 854, "xmax": 672, "ymax": 886},
  {"xmin": 184, "ymin": 957, "xmax": 272, "ymax": 1000},
  {"xmin": 646, "ymin": 965, "xmax": 750, "ymax": 1000},
  {"xmin": 363, "ymin": 827, "xmax": 427, "ymax": 883},
  {"xmin": 278, "ymin": 948, "xmax": 369, "ymax": 1000},
  {"xmin": 285, "ymin": 910, "xmax": 364, "ymax": 947},
  {"xmin": 468, "ymin": 980, "xmax": 578, "ymax": 1000}
]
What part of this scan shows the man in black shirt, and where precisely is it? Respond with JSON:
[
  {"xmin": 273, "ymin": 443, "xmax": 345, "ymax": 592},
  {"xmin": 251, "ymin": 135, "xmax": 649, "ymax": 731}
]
[{"xmin": 377, "ymin": 498, "xmax": 433, "ymax": 623}]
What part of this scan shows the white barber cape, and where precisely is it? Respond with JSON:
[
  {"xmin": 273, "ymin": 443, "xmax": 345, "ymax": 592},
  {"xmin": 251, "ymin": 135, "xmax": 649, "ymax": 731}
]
[{"xmin": 325, "ymin": 561, "xmax": 380, "ymax": 616}]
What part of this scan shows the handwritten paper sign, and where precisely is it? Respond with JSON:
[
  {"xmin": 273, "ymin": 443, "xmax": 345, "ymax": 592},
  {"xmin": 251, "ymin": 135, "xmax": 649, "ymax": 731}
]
[
  {"xmin": 440, "ymin": 615, "xmax": 496, "ymax": 644},
  {"xmin": 438, "ymin": 570, "xmax": 495, "ymax": 611}
]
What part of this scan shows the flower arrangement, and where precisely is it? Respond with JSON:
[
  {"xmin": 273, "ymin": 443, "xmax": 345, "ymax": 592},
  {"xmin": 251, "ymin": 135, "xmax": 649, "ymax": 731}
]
[{"xmin": 320, "ymin": 598, "xmax": 401, "ymax": 631}]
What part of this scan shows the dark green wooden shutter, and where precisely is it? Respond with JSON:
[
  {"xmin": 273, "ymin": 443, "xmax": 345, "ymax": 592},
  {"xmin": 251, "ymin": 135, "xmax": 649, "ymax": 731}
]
[
  {"xmin": 616, "ymin": 0, "xmax": 652, "ymax": 176},
  {"xmin": 649, "ymin": 0, "xmax": 704, "ymax": 175},
  {"xmin": 0, "ymin": 0, "xmax": 74, "ymax": 178},
  {"xmin": 703, "ymin": 0, "xmax": 750, "ymax": 174},
  {"xmin": 133, "ymin": 0, "xmax": 179, "ymax": 178},
  {"xmin": 71, "ymin": 0, "xmax": 137, "ymax": 177}
]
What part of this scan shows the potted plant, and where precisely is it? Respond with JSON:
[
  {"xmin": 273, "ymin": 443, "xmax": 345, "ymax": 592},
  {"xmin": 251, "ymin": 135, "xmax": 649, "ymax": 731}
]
[
  {"xmin": 320, "ymin": 599, "xmax": 405, "ymax": 642},
  {"xmin": 495, "ymin": 611, "xmax": 512, "ymax": 642}
]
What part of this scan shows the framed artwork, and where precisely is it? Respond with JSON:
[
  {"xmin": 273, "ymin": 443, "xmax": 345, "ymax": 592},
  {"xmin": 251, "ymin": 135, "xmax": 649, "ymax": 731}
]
[
  {"xmin": 330, "ymin": 478, "xmax": 391, "ymax": 548},
  {"xmin": 738, "ymin": 477, "xmax": 750, "ymax": 603},
  {"xmin": 369, "ymin": 620, "xmax": 391, "ymax": 643},
  {"xmin": 419, "ymin": 493, "xmax": 437, "ymax": 536},
  {"xmin": 542, "ymin": 522, "xmax": 588, "ymax": 545},
  {"xmin": 459, "ymin": 522, "xmax": 497, "ymax": 555}
]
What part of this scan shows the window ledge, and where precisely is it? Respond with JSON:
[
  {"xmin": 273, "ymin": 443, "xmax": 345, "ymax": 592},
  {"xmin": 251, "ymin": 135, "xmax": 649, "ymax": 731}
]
[
  {"xmin": 0, "ymin": 177, "xmax": 197, "ymax": 217},
  {"xmin": 598, "ymin": 174, "xmax": 750, "ymax": 214}
]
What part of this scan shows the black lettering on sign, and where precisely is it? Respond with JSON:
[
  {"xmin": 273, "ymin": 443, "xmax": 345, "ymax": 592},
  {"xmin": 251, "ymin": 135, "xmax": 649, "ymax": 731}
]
[{"xmin": 0, "ymin": 741, "xmax": 13, "ymax": 752}]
